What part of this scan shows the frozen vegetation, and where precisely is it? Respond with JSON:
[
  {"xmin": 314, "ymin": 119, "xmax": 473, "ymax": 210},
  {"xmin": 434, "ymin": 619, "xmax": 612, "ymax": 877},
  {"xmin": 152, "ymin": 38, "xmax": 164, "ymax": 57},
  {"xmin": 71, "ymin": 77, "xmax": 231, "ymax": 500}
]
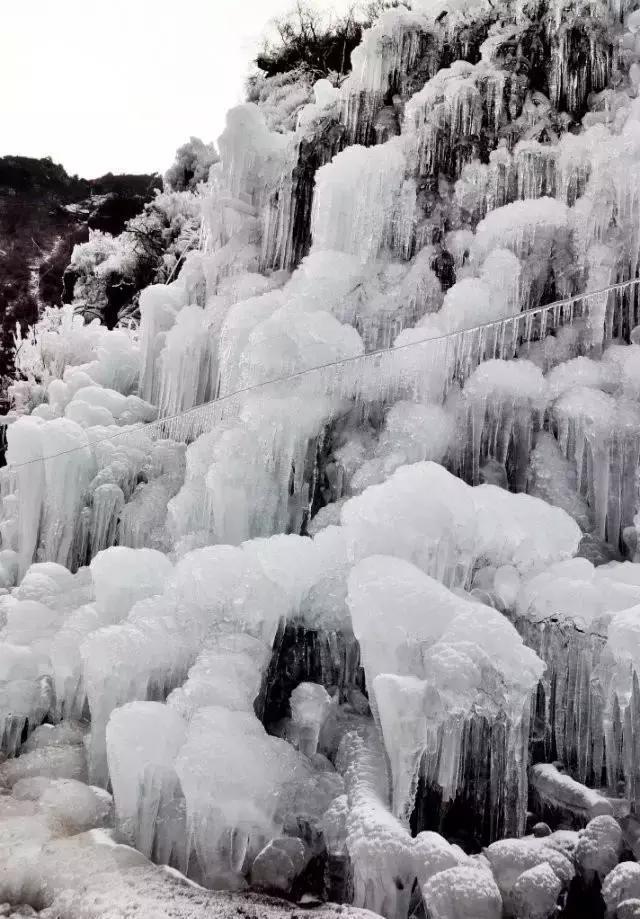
[{"xmin": 5, "ymin": 0, "xmax": 640, "ymax": 916}]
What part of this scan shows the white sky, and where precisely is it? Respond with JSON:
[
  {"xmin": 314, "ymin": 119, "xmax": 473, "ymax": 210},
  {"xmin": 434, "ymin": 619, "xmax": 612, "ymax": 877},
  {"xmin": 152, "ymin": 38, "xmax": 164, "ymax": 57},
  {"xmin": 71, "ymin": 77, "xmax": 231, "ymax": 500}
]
[{"xmin": 1, "ymin": 0, "xmax": 352, "ymax": 179}]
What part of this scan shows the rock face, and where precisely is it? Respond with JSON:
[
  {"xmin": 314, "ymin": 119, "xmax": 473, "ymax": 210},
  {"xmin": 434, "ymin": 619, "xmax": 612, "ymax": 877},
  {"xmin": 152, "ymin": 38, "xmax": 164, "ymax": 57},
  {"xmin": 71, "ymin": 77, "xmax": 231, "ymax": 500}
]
[{"xmin": 0, "ymin": 156, "xmax": 160, "ymax": 384}]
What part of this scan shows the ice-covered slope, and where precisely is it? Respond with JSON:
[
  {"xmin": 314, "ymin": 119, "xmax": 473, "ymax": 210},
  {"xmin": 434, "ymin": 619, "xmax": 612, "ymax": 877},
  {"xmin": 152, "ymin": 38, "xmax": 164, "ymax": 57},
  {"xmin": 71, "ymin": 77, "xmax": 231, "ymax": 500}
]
[{"xmin": 3, "ymin": 0, "xmax": 640, "ymax": 916}]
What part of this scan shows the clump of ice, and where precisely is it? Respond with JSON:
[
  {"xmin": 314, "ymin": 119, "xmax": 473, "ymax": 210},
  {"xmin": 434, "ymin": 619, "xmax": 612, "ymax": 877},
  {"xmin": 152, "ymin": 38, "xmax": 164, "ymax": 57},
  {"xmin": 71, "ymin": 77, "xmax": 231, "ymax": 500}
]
[
  {"xmin": 107, "ymin": 701, "xmax": 186, "ymax": 856},
  {"xmin": 347, "ymin": 555, "xmax": 543, "ymax": 817},
  {"xmin": 350, "ymin": 401, "xmax": 454, "ymax": 492},
  {"xmin": 175, "ymin": 705, "xmax": 309, "ymax": 888},
  {"xmin": 340, "ymin": 462, "xmax": 581, "ymax": 588},
  {"xmin": 485, "ymin": 836, "xmax": 575, "ymax": 916},
  {"xmin": 515, "ymin": 557, "xmax": 640, "ymax": 628},
  {"xmin": 311, "ymin": 139, "xmax": 410, "ymax": 264},
  {"xmin": 421, "ymin": 865, "xmax": 502, "ymax": 919},
  {"xmin": 289, "ymin": 682, "xmax": 333, "ymax": 757}
]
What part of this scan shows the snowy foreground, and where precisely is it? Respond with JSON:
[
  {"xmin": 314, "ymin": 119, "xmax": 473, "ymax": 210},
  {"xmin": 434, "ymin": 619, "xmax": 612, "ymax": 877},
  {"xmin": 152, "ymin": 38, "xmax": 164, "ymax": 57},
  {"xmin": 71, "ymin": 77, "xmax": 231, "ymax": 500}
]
[{"xmin": 6, "ymin": 0, "xmax": 640, "ymax": 916}]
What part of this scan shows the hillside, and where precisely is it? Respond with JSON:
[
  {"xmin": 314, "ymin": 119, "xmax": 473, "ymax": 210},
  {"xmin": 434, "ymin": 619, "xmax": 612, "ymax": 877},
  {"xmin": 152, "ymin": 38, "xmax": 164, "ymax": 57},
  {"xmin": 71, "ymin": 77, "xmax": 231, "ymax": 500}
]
[{"xmin": 0, "ymin": 155, "xmax": 160, "ymax": 384}]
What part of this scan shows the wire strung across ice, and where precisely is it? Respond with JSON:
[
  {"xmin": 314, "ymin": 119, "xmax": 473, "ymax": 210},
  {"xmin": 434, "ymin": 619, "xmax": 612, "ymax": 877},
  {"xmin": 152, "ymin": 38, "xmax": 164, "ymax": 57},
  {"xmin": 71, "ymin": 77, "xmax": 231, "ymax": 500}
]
[{"xmin": 2, "ymin": 279, "xmax": 631, "ymax": 473}]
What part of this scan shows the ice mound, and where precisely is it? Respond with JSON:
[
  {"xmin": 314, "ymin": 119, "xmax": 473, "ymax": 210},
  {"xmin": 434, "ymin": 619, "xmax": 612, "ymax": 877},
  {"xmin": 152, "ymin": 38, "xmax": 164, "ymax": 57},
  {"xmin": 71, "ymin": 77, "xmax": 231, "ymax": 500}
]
[
  {"xmin": 237, "ymin": 304, "xmax": 364, "ymax": 388},
  {"xmin": 0, "ymin": 547, "xmax": 173, "ymax": 760},
  {"xmin": 155, "ymin": 305, "xmax": 215, "ymax": 417},
  {"xmin": 457, "ymin": 358, "xmax": 548, "ymax": 488},
  {"xmin": 598, "ymin": 605, "xmax": 640, "ymax": 754},
  {"xmin": 81, "ymin": 543, "xmax": 290, "ymax": 783},
  {"xmin": 106, "ymin": 702, "xmax": 187, "ymax": 857},
  {"xmin": 11, "ymin": 305, "xmax": 140, "ymax": 407},
  {"xmin": 350, "ymin": 401, "xmax": 454, "ymax": 492},
  {"xmin": 175, "ymin": 706, "xmax": 309, "ymax": 888},
  {"xmin": 507, "ymin": 557, "xmax": 640, "ymax": 791},
  {"xmin": 0, "ymin": 564, "xmax": 94, "ymax": 749},
  {"xmin": 3, "ymin": 411, "xmax": 184, "ymax": 574},
  {"xmin": 515, "ymin": 557, "xmax": 640, "ymax": 627},
  {"xmin": 340, "ymin": 7, "xmax": 428, "ymax": 139},
  {"xmin": 167, "ymin": 632, "xmax": 271, "ymax": 720},
  {"xmin": 421, "ymin": 865, "xmax": 502, "ymax": 919},
  {"xmin": 348, "ymin": 555, "xmax": 543, "ymax": 819},
  {"xmin": 340, "ymin": 461, "xmax": 581, "ymax": 587},
  {"xmin": 6, "ymin": 417, "xmax": 93, "ymax": 573},
  {"xmin": 485, "ymin": 836, "xmax": 574, "ymax": 916},
  {"xmin": 0, "ymin": 742, "xmax": 87, "ymax": 788},
  {"xmin": 527, "ymin": 431, "xmax": 592, "ymax": 531},
  {"xmin": 471, "ymin": 198, "xmax": 573, "ymax": 306},
  {"xmin": 296, "ymin": 78, "xmax": 341, "ymax": 130},
  {"xmin": 64, "ymin": 386, "xmax": 157, "ymax": 428},
  {"xmin": 290, "ymin": 682, "xmax": 334, "ymax": 757}
]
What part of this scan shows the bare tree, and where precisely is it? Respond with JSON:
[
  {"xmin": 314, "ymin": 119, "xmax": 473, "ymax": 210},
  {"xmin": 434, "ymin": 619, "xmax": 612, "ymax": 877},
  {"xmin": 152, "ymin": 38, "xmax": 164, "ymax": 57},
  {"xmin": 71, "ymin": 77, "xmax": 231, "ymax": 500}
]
[{"xmin": 256, "ymin": 1, "xmax": 411, "ymax": 79}]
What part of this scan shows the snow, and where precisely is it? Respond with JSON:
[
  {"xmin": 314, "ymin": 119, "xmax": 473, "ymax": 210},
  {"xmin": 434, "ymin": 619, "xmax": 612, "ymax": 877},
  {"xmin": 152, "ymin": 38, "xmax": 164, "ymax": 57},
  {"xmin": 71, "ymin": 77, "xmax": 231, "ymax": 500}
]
[
  {"xmin": 529, "ymin": 763, "xmax": 613, "ymax": 821},
  {"xmin": 421, "ymin": 865, "xmax": 502, "ymax": 919},
  {"xmin": 603, "ymin": 863, "xmax": 640, "ymax": 915},
  {"xmin": 575, "ymin": 815, "xmax": 623, "ymax": 880},
  {"xmin": 484, "ymin": 837, "xmax": 574, "ymax": 916}
]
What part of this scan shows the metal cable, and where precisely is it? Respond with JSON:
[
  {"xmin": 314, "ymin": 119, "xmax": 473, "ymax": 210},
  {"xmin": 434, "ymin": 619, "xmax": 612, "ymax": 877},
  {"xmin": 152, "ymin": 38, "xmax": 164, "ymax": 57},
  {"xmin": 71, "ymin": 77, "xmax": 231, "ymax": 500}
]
[{"xmin": 3, "ymin": 277, "xmax": 637, "ymax": 470}]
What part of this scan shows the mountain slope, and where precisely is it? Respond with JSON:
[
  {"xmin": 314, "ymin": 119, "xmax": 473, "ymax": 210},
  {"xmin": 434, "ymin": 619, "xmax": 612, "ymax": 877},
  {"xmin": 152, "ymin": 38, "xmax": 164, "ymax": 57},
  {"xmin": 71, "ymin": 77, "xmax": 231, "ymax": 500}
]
[{"xmin": 0, "ymin": 155, "xmax": 160, "ymax": 384}]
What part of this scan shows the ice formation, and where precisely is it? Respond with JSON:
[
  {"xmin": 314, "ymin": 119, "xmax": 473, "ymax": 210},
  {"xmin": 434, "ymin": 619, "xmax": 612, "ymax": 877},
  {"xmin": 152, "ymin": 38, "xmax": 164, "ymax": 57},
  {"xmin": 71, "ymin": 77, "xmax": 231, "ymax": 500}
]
[
  {"xmin": 348, "ymin": 554, "xmax": 543, "ymax": 833},
  {"xmin": 5, "ymin": 0, "xmax": 640, "ymax": 916}
]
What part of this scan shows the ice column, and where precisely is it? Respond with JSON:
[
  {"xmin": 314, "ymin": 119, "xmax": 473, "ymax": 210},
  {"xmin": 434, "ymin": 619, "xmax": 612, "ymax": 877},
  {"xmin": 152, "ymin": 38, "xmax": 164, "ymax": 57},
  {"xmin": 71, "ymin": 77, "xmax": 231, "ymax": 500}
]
[
  {"xmin": 106, "ymin": 701, "xmax": 187, "ymax": 858},
  {"xmin": 6, "ymin": 417, "xmax": 45, "ymax": 578},
  {"xmin": 290, "ymin": 682, "xmax": 333, "ymax": 757},
  {"xmin": 311, "ymin": 138, "xmax": 409, "ymax": 264}
]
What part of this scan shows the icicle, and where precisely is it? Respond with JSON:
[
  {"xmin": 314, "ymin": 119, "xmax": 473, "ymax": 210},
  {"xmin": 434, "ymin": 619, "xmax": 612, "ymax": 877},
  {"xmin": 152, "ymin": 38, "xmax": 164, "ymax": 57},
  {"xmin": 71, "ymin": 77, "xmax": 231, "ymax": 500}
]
[
  {"xmin": 340, "ymin": 9, "xmax": 428, "ymax": 142},
  {"xmin": 456, "ymin": 359, "xmax": 547, "ymax": 488},
  {"xmin": 155, "ymin": 305, "xmax": 213, "ymax": 417},
  {"xmin": 311, "ymin": 139, "xmax": 408, "ymax": 264},
  {"xmin": 106, "ymin": 701, "xmax": 187, "ymax": 858},
  {"xmin": 138, "ymin": 284, "xmax": 184, "ymax": 405},
  {"xmin": 90, "ymin": 484, "xmax": 124, "ymax": 556},
  {"xmin": 348, "ymin": 554, "xmax": 543, "ymax": 834}
]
